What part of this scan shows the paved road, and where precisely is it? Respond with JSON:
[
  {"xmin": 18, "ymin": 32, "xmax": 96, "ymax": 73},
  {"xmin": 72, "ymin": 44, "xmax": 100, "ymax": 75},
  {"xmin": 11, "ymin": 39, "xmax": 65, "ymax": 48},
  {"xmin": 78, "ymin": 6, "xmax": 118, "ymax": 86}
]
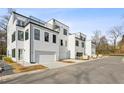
[
  {"xmin": 0, "ymin": 60, "xmax": 14, "ymax": 77},
  {"xmin": 1, "ymin": 56, "xmax": 124, "ymax": 84}
]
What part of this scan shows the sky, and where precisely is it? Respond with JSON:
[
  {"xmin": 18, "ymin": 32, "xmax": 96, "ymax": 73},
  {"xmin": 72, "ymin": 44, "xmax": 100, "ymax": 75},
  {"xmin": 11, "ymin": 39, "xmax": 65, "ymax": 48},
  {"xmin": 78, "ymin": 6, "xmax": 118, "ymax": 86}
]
[{"xmin": 0, "ymin": 8, "xmax": 124, "ymax": 39}]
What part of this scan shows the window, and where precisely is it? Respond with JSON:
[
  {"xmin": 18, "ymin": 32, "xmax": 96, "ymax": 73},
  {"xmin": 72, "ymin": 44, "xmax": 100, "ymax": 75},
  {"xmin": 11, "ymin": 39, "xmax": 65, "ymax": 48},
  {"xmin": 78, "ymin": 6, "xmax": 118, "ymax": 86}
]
[
  {"xmin": 12, "ymin": 49, "xmax": 15, "ymax": 57},
  {"xmin": 53, "ymin": 34, "xmax": 56, "ymax": 43},
  {"xmin": 17, "ymin": 20, "xmax": 21, "ymax": 26},
  {"xmin": 18, "ymin": 31, "xmax": 24, "ymax": 41},
  {"xmin": 18, "ymin": 49, "xmax": 23, "ymax": 60},
  {"xmin": 76, "ymin": 40, "xmax": 79, "ymax": 46},
  {"xmin": 25, "ymin": 29, "xmax": 29, "ymax": 40},
  {"xmin": 34, "ymin": 29, "xmax": 40, "ymax": 40},
  {"xmin": 16, "ymin": 20, "xmax": 25, "ymax": 26},
  {"xmin": 63, "ymin": 29, "xmax": 67, "ymax": 35},
  {"xmin": 12, "ymin": 32, "xmax": 15, "ymax": 42},
  {"xmin": 44, "ymin": 32, "xmax": 49, "ymax": 42},
  {"xmin": 65, "ymin": 40, "xmax": 67, "ymax": 47},
  {"xmin": 60, "ymin": 39, "xmax": 63, "ymax": 46},
  {"xmin": 82, "ymin": 42, "xmax": 84, "ymax": 48}
]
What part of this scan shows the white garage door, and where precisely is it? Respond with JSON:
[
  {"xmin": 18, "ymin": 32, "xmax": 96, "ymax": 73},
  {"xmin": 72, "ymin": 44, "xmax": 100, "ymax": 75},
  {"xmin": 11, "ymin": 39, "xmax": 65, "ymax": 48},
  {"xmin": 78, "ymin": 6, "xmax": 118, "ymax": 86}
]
[{"xmin": 39, "ymin": 54, "xmax": 55, "ymax": 64}]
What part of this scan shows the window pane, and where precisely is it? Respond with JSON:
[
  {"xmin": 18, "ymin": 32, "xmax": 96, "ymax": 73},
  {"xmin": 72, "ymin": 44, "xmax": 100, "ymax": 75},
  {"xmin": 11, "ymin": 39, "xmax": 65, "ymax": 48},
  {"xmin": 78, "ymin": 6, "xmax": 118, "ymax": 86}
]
[
  {"xmin": 12, "ymin": 49, "xmax": 15, "ymax": 57},
  {"xmin": 60, "ymin": 39, "xmax": 63, "ymax": 46},
  {"xmin": 25, "ymin": 29, "xmax": 29, "ymax": 40},
  {"xmin": 34, "ymin": 29, "xmax": 40, "ymax": 40},
  {"xmin": 18, "ymin": 31, "xmax": 24, "ymax": 41},
  {"xmin": 44, "ymin": 32, "xmax": 49, "ymax": 42},
  {"xmin": 82, "ymin": 42, "xmax": 84, "ymax": 48},
  {"xmin": 12, "ymin": 32, "xmax": 15, "ymax": 42},
  {"xmin": 76, "ymin": 40, "xmax": 79, "ymax": 46},
  {"xmin": 53, "ymin": 34, "xmax": 56, "ymax": 43},
  {"xmin": 63, "ymin": 29, "xmax": 67, "ymax": 35}
]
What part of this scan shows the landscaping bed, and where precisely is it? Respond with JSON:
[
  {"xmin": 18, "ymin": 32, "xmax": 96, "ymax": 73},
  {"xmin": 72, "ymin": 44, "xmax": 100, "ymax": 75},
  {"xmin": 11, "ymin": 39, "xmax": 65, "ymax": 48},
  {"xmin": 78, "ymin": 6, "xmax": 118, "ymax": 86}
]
[{"xmin": 3, "ymin": 57, "xmax": 47, "ymax": 73}]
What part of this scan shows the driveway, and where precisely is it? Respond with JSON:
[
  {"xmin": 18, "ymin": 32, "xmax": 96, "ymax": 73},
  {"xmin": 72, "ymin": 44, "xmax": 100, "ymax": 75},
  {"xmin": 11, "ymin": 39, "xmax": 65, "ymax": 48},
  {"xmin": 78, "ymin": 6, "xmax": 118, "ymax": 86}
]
[
  {"xmin": 1, "ymin": 56, "xmax": 124, "ymax": 84},
  {"xmin": 0, "ymin": 60, "xmax": 14, "ymax": 77}
]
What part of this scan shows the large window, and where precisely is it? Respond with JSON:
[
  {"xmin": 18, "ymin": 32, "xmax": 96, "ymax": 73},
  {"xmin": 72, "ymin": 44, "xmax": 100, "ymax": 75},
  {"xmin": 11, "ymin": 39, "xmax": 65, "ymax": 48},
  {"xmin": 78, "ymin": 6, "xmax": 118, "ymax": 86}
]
[
  {"xmin": 60, "ymin": 39, "xmax": 63, "ymax": 46},
  {"xmin": 44, "ymin": 32, "xmax": 49, "ymax": 42},
  {"xmin": 34, "ymin": 29, "xmax": 40, "ymax": 40},
  {"xmin": 12, "ymin": 32, "xmax": 15, "ymax": 42},
  {"xmin": 63, "ymin": 29, "xmax": 67, "ymax": 35},
  {"xmin": 53, "ymin": 34, "xmax": 56, "ymax": 43},
  {"xmin": 76, "ymin": 40, "xmax": 79, "ymax": 46},
  {"xmin": 12, "ymin": 49, "xmax": 15, "ymax": 57},
  {"xmin": 18, "ymin": 31, "xmax": 24, "ymax": 41},
  {"xmin": 82, "ymin": 42, "xmax": 84, "ymax": 48},
  {"xmin": 25, "ymin": 29, "xmax": 29, "ymax": 40}
]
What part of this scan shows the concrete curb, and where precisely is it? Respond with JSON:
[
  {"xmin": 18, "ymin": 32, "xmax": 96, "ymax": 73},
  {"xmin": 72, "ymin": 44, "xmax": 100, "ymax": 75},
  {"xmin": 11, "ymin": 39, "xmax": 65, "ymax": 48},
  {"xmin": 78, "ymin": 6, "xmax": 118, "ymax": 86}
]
[{"xmin": 0, "ymin": 69, "xmax": 48, "ymax": 82}]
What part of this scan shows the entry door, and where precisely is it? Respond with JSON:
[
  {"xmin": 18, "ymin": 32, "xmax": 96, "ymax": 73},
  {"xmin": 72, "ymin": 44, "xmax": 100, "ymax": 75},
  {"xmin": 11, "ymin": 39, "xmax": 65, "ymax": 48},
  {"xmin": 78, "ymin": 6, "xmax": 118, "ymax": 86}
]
[{"xmin": 18, "ymin": 49, "xmax": 23, "ymax": 60}]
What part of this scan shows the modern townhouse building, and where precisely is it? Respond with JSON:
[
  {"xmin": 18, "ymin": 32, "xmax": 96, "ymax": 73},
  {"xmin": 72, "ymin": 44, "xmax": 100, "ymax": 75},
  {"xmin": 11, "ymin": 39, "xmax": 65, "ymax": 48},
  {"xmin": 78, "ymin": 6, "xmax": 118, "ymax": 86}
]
[
  {"xmin": 68, "ymin": 32, "xmax": 86, "ymax": 59},
  {"xmin": 7, "ymin": 12, "xmax": 96, "ymax": 65},
  {"xmin": 85, "ymin": 40, "xmax": 96, "ymax": 57},
  {"xmin": 7, "ymin": 12, "xmax": 69, "ymax": 64}
]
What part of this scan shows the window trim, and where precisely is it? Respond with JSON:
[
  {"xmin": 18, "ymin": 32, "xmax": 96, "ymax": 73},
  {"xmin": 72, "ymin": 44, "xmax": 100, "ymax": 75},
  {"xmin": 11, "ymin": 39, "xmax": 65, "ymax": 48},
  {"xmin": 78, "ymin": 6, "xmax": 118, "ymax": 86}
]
[
  {"xmin": 63, "ymin": 29, "xmax": 67, "ymax": 35},
  {"xmin": 25, "ymin": 29, "xmax": 29, "ymax": 40},
  {"xmin": 53, "ymin": 34, "xmax": 56, "ymax": 43},
  {"xmin": 12, "ymin": 49, "xmax": 15, "ymax": 58},
  {"xmin": 12, "ymin": 32, "xmax": 15, "ymax": 42},
  {"xmin": 34, "ymin": 28, "xmax": 40, "ymax": 40},
  {"xmin": 18, "ymin": 30, "xmax": 24, "ymax": 41},
  {"xmin": 44, "ymin": 32, "xmax": 49, "ymax": 42},
  {"xmin": 76, "ymin": 40, "xmax": 79, "ymax": 46}
]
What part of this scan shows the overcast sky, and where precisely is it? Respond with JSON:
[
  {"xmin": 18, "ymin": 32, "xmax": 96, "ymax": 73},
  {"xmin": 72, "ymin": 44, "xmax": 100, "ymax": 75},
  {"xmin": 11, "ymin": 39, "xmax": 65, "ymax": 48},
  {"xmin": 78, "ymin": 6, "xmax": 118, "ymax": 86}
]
[{"xmin": 0, "ymin": 8, "xmax": 124, "ymax": 39}]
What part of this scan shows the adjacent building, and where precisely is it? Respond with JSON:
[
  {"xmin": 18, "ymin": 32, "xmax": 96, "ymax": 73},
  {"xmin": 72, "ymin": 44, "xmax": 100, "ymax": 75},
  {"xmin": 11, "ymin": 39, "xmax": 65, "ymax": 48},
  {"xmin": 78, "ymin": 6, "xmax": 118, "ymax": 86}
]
[
  {"xmin": 85, "ymin": 40, "xmax": 96, "ymax": 57},
  {"xmin": 68, "ymin": 32, "xmax": 86, "ymax": 59}
]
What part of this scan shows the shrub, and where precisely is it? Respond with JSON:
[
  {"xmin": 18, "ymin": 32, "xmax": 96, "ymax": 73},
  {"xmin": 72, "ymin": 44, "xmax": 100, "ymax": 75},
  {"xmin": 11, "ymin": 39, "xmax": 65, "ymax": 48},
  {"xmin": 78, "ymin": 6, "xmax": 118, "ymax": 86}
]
[{"xmin": 3, "ymin": 57, "xmax": 14, "ymax": 63}]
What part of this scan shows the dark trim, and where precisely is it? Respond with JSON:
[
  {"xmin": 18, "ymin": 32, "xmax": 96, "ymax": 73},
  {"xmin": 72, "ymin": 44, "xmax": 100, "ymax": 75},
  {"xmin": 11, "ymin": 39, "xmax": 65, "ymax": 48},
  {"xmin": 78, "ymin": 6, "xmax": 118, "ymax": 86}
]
[
  {"xmin": 13, "ymin": 12, "xmax": 45, "ymax": 25},
  {"xmin": 27, "ymin": 22, "xmax": 59, "ymax": 34},
  {"xmin": 30, "ymin": 24, "xmax": 31, "ymax": 63},
  {"xmin": 47, "ymin": 18, "xmax": 69, "ymax": 27},
  {"xmin": 75, "ymin": 37, "xmax": 86, "ymax": 41}
]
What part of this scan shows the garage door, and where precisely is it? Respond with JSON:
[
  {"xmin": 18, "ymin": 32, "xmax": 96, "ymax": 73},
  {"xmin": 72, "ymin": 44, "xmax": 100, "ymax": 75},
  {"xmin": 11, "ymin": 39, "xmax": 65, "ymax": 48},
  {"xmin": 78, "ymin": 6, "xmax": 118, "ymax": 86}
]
[{"xmin": 39, "ymin": 54, "xmax": 55, "ymax": 64}]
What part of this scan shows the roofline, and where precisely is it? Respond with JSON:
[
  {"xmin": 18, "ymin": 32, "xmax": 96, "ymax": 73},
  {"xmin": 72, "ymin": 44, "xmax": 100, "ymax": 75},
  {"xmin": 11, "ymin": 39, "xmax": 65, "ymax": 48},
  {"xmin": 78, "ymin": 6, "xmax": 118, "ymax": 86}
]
[
  {"xmin": 47, "ymin": 18, "xmax": 69, "ymax": 27},
  {"xmin": 26, "ymin": 21, "xmax": 59, "ymax": 33},
  {"xmin": 13, "ymin": 12, "xmax": 45, "ymax": 25}
]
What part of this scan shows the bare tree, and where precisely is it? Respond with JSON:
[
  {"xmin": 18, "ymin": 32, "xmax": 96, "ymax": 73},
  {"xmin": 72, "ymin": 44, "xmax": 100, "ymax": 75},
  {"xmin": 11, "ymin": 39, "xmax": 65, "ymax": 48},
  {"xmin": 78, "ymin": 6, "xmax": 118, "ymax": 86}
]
[
  {"xmin": 108, "ymin": 26, "xmax": 123, "ymax": 48},
  {"xmin": 0, "ymin": 8, "xmax": 15, "ymax": 32},
  {"xmin": 91, "ymin": 30, "xmax": 101, "ymax": 47},
  {"xmin": 0, "ymin": 8, "xmax": 16, "ymax": 56}
]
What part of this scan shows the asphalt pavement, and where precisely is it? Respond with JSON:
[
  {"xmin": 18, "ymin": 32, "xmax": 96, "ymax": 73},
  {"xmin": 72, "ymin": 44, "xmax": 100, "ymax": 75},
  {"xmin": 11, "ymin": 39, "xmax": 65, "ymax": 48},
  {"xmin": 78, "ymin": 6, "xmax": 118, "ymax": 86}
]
[{"xmin": 1, "ymin": 56, "xmax": 124, "ymax": 84}]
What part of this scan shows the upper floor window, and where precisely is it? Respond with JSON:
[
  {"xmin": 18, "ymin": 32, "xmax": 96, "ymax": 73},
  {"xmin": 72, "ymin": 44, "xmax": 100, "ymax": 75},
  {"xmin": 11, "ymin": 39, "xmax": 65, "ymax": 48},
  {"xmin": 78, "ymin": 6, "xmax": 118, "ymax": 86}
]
[
  {"xmin": 44, "ymin": 32, "xmax": 49, "ymax": 42},
  {"xmin": 82, "ymin": 42, "xmax": 84, "ymax": 48},
  {"xmin": 63, "ymin": 29, "xmax": 67, "ymax": 35},
  {"xmin": 18, "ymin": 30, "xmax": 24, "ymax": 41},
  {"xmin": 25, "ymin": 29, "xmax": 29, "ymax": 40},
  {"xmin": 53, "ymin": 34, "xmax": 56, "ymax": 43},
  {"xmin": 16, "ymin": 20, "xmax": 25, "ymax": 27},
  {"xmin": 76, "ymin": 40, "xmax": 79, "ymax": 46},
  {"xmin": 34, "ymin": 29, "xmax": 40, "ymax": 40},
  {"xmin": 60, "ymin": 39, "xmax": 63, "ymax": 46},
  {"xmin": 12, "ymin": 32, "xmax": 15, "ymax": 42}
]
